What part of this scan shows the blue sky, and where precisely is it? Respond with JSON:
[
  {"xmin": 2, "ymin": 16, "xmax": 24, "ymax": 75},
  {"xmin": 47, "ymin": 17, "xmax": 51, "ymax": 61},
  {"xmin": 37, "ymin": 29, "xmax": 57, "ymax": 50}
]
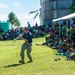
[{"xmin": 0, "ymin": 0, "xmax": 40, "ymax": 27}]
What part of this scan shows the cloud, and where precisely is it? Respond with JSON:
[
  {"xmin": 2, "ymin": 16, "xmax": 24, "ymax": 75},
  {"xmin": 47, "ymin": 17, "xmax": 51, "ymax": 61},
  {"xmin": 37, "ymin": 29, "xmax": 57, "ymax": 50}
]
[
  {"xmin": 0, "ymin": 3, "xmax": 8, "ymax": 8},
  {"xmin": 17, "ymin": 14, "xmax": 40, "ymax": 27},
  {"xmin": 0, "ymin": 14, "xmax": 7, "ymax": 21},
  {"xmin": 0, "ymin": 13, "xmax": 40, "ymax": 27},
  {"xmin": 13, "ymin": 2, "xmax": 21, "ymax": 7}
]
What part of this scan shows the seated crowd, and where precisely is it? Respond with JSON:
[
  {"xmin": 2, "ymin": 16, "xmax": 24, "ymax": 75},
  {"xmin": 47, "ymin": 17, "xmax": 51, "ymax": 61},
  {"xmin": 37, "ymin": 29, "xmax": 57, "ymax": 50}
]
[
  {"xmin": 0, "ymin": 25, "xmax": 50, "ymax": 40},
  {"xmin": 43, "ymin": 24, "xmax": 75, "ymax": 61}
]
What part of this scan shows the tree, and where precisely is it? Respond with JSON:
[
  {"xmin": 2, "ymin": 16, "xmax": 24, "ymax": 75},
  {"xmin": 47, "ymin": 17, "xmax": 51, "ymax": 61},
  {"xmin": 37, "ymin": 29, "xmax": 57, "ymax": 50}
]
[
  {"xmin": 14, "ymin": 18, "xmax": 20, "ymax": 27},
  {"xmin": 7, "ymin": 12, "xmax": 20, "ymax": 28},
  {"xmin": 29, "ymin": 8, "xmax": 42, "ymax": 25},
  {"xmin": 29, "ymin": 8, "xmax": 42, "ymax": 19}
]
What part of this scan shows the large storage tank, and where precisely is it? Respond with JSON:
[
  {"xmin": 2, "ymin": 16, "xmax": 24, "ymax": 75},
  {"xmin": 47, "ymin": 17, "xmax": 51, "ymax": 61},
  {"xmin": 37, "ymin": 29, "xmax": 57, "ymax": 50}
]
[
  {"xmin": 0, "ymin": 21, "xmax": 11, "ymax": 32},
  {"xmin": 41, "ymin": 0, "xmax": 73, "ymax": 26}
]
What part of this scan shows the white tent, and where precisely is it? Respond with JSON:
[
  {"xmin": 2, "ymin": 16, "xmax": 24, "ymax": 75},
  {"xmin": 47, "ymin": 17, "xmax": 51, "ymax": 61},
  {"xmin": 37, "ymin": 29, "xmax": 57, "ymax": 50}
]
[
  {"xmin": 52, "ymin": 13, "xmax": 75, "ymax": 22},
  {"xmin": 52, "ymin": 13, "xmax": 75, "ymax": 40}
]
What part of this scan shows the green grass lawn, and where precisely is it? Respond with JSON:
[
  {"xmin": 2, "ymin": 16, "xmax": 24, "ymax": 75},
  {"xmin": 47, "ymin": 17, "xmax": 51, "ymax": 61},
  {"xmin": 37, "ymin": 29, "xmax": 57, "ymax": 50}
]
[{"xmin": 0, "ymin": 38, "xmax": 75, "ymax": 75}]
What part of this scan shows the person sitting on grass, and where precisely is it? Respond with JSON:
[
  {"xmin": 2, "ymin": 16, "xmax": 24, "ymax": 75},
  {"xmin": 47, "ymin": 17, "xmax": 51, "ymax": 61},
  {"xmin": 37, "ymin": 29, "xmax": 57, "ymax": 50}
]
[
  {"xmin": 0, "ymin": 35, "xmax": 3, "ymax": 40},
  {"xmin": 56, "ymin": 38, "xmax": 64, "ymax": 50},
  {"xmin": 36, "ymin": 36, "xmax": 53, "ymax": 46},
  {"xmin": 66, "ymin": 47, "xmax": 75, "ymax": 61},
  {"xmin": 68, "ymin": 43, "xmax": 75, "ymax": 60},
  {"xmin": 52, "ymin": 40, "xmax": 59, "ymax": 49},
  {"xmin": 60, "ymin": 41, "xmax": 67, "ymax": 52}
]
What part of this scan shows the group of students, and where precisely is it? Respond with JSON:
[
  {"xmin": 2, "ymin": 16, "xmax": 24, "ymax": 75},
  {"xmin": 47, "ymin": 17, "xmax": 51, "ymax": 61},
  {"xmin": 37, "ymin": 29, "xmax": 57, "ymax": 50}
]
[{"xmin": 39, "ymin": 24, "xmax": 75, "ymax": 61}]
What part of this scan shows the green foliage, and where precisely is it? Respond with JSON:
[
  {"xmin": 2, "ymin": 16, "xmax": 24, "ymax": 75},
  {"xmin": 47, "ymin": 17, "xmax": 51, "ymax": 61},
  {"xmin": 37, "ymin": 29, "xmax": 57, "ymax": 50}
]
[
  {"xmin": 7, "ymin": 12, "xmax": 20, "ymax": 28},
  {"xmin": 33, "ymin": 12, "xmax": 39, "ymax": 19},
  {"xmin": 29, "ymin": 10, "xmax": 38, "ymax": 14},
  {"xmin": 0, "ymin": 38, "xmax": 75, "ymax": 75},
  {"xmin": 7, "ymin": 12, "xmax": 15, "ymax": 25},
  {"xmin": 14, "ymin": 18, "xmax": 20, "ymax": 27},
  {"xmin": 29, "ymin": 8, "xmax": 42, "ymax": 19}
]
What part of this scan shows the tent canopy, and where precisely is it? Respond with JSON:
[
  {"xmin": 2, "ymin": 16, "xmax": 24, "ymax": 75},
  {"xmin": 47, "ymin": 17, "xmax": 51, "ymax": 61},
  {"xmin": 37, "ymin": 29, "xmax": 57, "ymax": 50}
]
[{"xmin": 52, "ymin": 13, "xmax": 75, "ymax": 22}]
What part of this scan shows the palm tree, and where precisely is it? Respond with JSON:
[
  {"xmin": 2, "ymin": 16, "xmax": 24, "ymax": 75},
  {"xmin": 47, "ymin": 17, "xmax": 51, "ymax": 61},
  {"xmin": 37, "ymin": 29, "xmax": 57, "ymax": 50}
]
[
  {"xmin": 29, "ymin": 8, "xmax": 42, "ymax": 25},
  {"xmin": 29, "ymin": 8, "xmax": 41, "ymax": 19}
]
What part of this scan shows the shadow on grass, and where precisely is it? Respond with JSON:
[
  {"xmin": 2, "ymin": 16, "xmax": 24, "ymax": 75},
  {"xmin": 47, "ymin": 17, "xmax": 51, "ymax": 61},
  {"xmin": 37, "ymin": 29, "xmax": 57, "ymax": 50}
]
[{"xmin": 4, "ymin": 63, "xmax": 25, "ymax": 68}]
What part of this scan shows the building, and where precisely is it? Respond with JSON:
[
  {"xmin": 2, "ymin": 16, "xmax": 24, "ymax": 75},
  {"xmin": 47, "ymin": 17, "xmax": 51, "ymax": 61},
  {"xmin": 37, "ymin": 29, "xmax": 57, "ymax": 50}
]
[{"xmin": 41, "ymin": 0, "xmax": 74, "ymax": 25}]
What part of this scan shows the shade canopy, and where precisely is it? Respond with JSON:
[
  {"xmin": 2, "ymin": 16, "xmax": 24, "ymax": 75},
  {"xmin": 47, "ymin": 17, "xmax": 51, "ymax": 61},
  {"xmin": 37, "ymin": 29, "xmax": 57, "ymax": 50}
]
[{"xmin": 52, "ymin": 13, "xmax": 75, "ymax": 22}]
